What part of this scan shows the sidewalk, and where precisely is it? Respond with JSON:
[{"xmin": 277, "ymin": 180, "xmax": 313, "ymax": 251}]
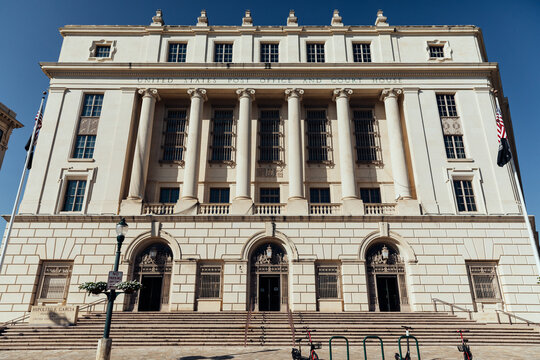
[{"xmin": 1, "ymin": 345, "xmax": 539, "ymax": 360}]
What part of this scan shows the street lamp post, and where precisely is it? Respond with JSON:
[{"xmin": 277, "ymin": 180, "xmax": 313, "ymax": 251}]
[{"xmin": 96, "ymin": 218, "xmax": 129, "ymax": 360}]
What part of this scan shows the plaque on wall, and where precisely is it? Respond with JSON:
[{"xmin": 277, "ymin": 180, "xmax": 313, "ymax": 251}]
[{"xmin": 29, "ymin": 305, "xmax": 79, "ymax": 326}]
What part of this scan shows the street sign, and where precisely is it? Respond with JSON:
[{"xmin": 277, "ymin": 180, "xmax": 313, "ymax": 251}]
[{"xmin": 107, "ymin": 271, "xmax": 123, "ymax": 290}]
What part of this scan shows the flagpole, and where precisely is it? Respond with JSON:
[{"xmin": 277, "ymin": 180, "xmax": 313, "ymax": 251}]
[
  {"xmin": 0, "ymin": 92, "xmax": 47, "ymax": 274},
  {"xmin": 495, "ymin": 96, "xmax": 540, "ymax": 278}
]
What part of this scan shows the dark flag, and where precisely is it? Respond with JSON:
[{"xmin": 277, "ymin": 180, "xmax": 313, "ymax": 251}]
[
  {"xmin": 495, "ymin": 106, "xmax": 512, "ymax": 167},
  {"xmin": 24, "ymin": 106, "xmax": 43, "ymax": 169}
]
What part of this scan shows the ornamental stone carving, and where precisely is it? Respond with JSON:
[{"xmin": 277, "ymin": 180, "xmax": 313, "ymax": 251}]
[
  {"xmin": 333, "ymin": 88, "xmax": 353, "ymax": 100},
  {"xmin": 138, "ymin": 88, "xmax": 160, "ymax": 100},
  {"xmin": 236, "ymin": 88, "xmax": 256, "ymax": 99},
  {"xmin": 187, "ymin": 88, "xmax": 208, "ymax": 101},
  {"xmin": 379, "ymin": 88, "xmax": 402, "ymax": 101},
  {"xmin": 285, "ymin": 88, "xmax": 304, "ymax": 99}
]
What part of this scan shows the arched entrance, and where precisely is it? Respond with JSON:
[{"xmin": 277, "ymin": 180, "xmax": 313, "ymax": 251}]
[
  {"xmin": 127, "ymin": 242, "xmax": 173, "ymax": 311},
  {"xmin": 366, "ymin": 243, "xmax": 409, "ymax": 312},
  {"xmin": 249, "ymin": 242, "xmax": 288, "ymax": 311}
]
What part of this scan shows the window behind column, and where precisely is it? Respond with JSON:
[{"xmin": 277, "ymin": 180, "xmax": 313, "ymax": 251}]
[
  {"xmin": 260, "ymin": 43, "xmax": 279, "ymax": 63},
  {"xmin": 197, "ymin": 263, "xmax": 222, "ymax": 299},
  {"xmin": 168, "ymin": 43, "xmax": 187, "ymax": 62},
  {"xmin": 258, "ymin": 109, "xmax": 282, "ymax": 163},
  {"xmin": 162, "ymin": 109, "xmax": 187, "ymax": 162},
  {"xmin": 360, "ymin": 188, "xmax": 381, "ymax": 203},
  {"xmin": 260, "ymin": 188, "xmax": 280, "ymax": 203},
  {"xmin": 306, "ymin": 109, "xmax": 331, "ymax": 163},
  {"xmin": 437, "ymin": 94, "xmax": 466, "ymax": 159},
  {"xmin": 307, "ymin": 43, "xmax": 325, "ymax": 63},
  {"xmin": 352, "ymin": 43, "xmax": 371, "ymax": 63},
  {"xmin": 353, "ymin": 109, "xmax": 380, "ymax": 164},
  {"xmin": 211, "ymin": 109, "xmax": 235, "ymax": 163},
  {"xmin": 62, "ymin": 180, "xmax": 87, "ymax": 212},
  {"xmin": 209, "ymin": 188, "xmax": 230, "ymax": 203},
  {"xmin": 35, "ymin": 261, "xmax": 73, "ymax": 304},
  {"xmin": 466, "ymin": 262, "xmax": 501, "ymax": 302},
  {"xmin": 453, "ymin": 179, "xmax": 476, "ymax": 212},
  {"xmin": 310, "ymin": 188, "xmax": 330, "ymax": 203},
  {"xmin": 214, "ymin": 43, "xmax": 233, "ymax": 63},
  {"xmin": 73, "ymin": 94, "xmax": 103, "ymax": 159},
  {"xmin": 316, "ymin": 263, "xmax": 340, "ymax": 299},
  {"xmin": 159, "ymin": 187, "xmax": 179, "ymax": 203}
]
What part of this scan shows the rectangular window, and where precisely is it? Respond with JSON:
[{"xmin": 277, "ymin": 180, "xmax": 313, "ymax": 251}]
[
  {"xmin": 168, "ymin": 43, "xmax": 187, "ymax": 63},
  {"xmin": 95, "ymin": 45, "xmax": 111, "ymax": 58},
  {"xmin": 306, "ymin": 109, "xmax": 330, "ymax": 162},
  {"xmin": 260, "ymin": 188, "xmax": 280, "ymax": 203},
  {"xmin": 310, "ymin": 188, "xmax": 330, "ymax": 203},
  {"xmin": 353, "ymin": 109, "xmax": 380, "ymax": 163},
  {"xmin": 352, "ymin": 43, "xmax": 371, "ymax": 63},
  {"xmin": 0, "ymin": 129, "xmax": 4, "ymax": 143},
  {"xmin": 259, "ymin": 109, "xmax": 281, "ymax": 162},
  {"xmin": 453, "ymin": 180, "xmax": 477, "ymax": 212},
  {"xmin": 62, "ymin": 180, "xmax": 86, "ymax": 212},
  {"xmin": 429, "ymin": 45, "xmax": 444, "ymax": 58},
  {"xmin": 260, "ymin": 43, "xmax": 279, "ymax": 63},
  {"xmin": 444, "ymin": 135, "xmax": 466, "ymax": 159},
  {"xmin": 307, "ymin": 43, "xmax": 325, "ymax": 63},
  {"xmin": 316, "ymin": 264, "xmax": 340, "ymax": 299},
  {"xmin": 214, "ymin": 43, "xmax": 233, "ymax": 63},
  {"xmin": 159, "ymin": 187, "xmax": 179, "ymax": 203},
  {"xmin": 73, "ymin": 94, "xmax": 103, "ymax": 159},
  {"xmin": 209, "ymin": 188, "xmax": 230, "ymax": 203},
  {"xmin": 211, "ymin": 109, "xmax": 234, "ymax": 162},
  {"xmin": 467, "ymin": 262, "xmax": 501, "ymax": 301},
  {"xmin": 36, "ymin": 261, "xmax": 73, "ymax": 304},
  {"xmin": 198, "ymin": 264, "xmax": 222, "ymax": 299},
  {"xmin": 436, "ymin": 94, "xmax": 458, "ymax": 117},
  {"xmin": 360, "ymin": 188, "xmax": 381, "ymax": 204},
  {"xmin": 163, "ymin": 109, "xmax": 187, "ymax": 162}
]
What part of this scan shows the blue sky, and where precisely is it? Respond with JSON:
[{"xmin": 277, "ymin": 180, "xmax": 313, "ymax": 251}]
[{"xmin": 0, "ymin": 0, "xmax": 539, "ymax": 226}]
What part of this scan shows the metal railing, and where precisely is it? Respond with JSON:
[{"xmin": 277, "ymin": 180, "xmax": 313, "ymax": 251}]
[
  {"xmin": 199, "ymin": 203, "xmax": 230, "ymax": 215},
  {"xmin": 143, "ymin": 203, "xmax": 175, "ymax": 215},
  {"xmin": 364, "ymin": 203, "xmax": 396, "ymax": 215},
  {"xmin": 432, "ymin": 298, "xmax": 473, "ymax": 320},
  {"xmin": 309, "ymin": 203, "xmax": 341, "ymax": 215},
  {"xmin": 496, "ymin": 310, "xmax": 540, "ymax": 327},
  {"xmin": 253, "ymin": 203, "xmax": 284, "ymax": 215},
  {"xmin": 244, "ymin": 299, "xmax": 254, "ymax": 347}
]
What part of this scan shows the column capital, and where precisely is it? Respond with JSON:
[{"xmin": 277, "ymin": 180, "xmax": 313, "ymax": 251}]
[
  {"xmin": 285, "ymin": 88, "xmax": 304, "ymax": 99},
  {"xmin": 138, "ymin": 88, "xmax": 160, "ymax": 101},
  {"xmin": 333, "ymin": 88, "xmax": 353, "ymax": 101},
  {"xmin": 379, "ymin": 88, "xmax": 402, "ymax": 101},
  {"xmin": 236, "ymin": 88, "xmax": 256, "ymax": 100},
  {"xmin": 187, "ymin": 88, "xmax": 208, "ymax": 101}
]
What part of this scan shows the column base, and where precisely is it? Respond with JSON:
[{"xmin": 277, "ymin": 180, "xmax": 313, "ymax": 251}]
[
  {"xmin": 342, "ymin": 198, "xmax": 365, "ymax": 216},
  {"xmin": 119, "ymin": 198, "xmax": 143, "ymax": 215},
  {"xmin": 175, "ymin": 198, "xmax": 199, "ymax": 215},
  {"xmin": 285, "ymin": 198, "xmax": 309, "ymax": 216},
  {"xmin": 230, "ymin": 197, "xmax": 254, "ymax": 215},
  {"xmin": 396, "ymin": 198, "xmax": 421, "ymax": 215},
  {"xmin": 96, "ymin": 338, "xmax": 112, "ymax": 360}
]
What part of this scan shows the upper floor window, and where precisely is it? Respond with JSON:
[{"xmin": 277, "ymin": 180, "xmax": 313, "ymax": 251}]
[
  {"xmin": 310, "ymin": 188, "xmax": 330, "ymax": 204},
  {"xmin": 0, "ymin": 128, "xmax": 4, "ymax": 143},
  {"xmin": 73, "ymin": 94, "xmax": 103, "ymax": 159},
  {"xmin": 453, "ymin": 180, "xmax": 476, "ymax": 212},
  {"xmin": 62, "ymin": 180, "xmax": 86, "ymax": 212},
  {"xmin": 214, "ymin": 43, "xmax": 233, "ymax": 63},
  {"xmin": 444, "ymin": 135, "xmax": 465, "ymax": 159},
  {"xmin": 429, "ymin": 45, "xmax": 444, "ymax": 58},
  {"xmin": 260, "ymin": 188, "xmax": 280, "ymax": 204},
  {"xmin": 436, "ymin": 94, "xmax": 458, "ymax": 117},
  {"xmin": 95, "ymin": 45, "xmax": 111, "ymax": 58},
  {"xmin": 168, "ymin": 43, "xmax": 187, "ymax": 63},
  {"xmin": 466, "ymin": 262, "xmax": 501, "ymax": 302},
  {"xmin": 259, "ymin": 109, "xmax": 281, "ymax": 163},
  {"xmin": 163, "ymin": 109, "xmax": 187, "ymax": 162},
  {"xmin": 353, "ymin": 109, "xmax": 380, "ymax": 163},
  {"xmin": 260, "ymin": 43, "xmax": 279, "ymax": 63},
  {"xmin": 89, "ymin": 40, "xmax": 116, "ymax": 60},
  {"xmin": 306, "ymin": 109, "xmax": 330, "ymax": 163},
  {"xmin": 159, "ymin": 187, "xmax": 179, "ymax": 203},
  {"xmin": 307, "ymin": 43, "xmax": 325, "ymax": 63},
  {"xmin": 360, "ymin": 188, "xmax": 381, "ymax": 204},
  {"xmin": 437, "ymin": 94, "xmax": 466, "ymax": 159},
  {"xmin": 211, "ymin": 109, "xmax": 234, "ymax": 162},
  {"xmin": 353, "ymin": 43, "xmax": 371, "ymax": 63},
  {"xmin": 35, "ymin": 261, "xmax": 73, "ymax": 305},
  {"xmin": 209, "ymin": 188, "xmax": 230, "ymax": 203}
]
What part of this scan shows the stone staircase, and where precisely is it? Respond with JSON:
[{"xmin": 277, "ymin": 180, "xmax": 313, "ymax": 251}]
[{"xmin": 1, "ymin": 311, "xmax": 539, "ymax": 350}]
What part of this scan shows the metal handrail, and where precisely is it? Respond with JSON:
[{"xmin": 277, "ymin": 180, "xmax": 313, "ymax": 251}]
[
  {"xmin": 432, "ymin": 298, "xmax": 473, "ymax": 320},
  {"xmin": 244, "ymin": 298, "xmax": 253, "ymax": 347},
  {"xmin": 1, "ymin": 298, "xmax": 107, "ymax": 328},
  {"xmin": 496, "ymin": 310, "xmax": 540, "ymax": 327}
]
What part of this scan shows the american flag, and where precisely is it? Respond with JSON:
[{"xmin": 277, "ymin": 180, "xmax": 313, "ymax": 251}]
[
  {"xmin": 495, "ymin": 105, "xmax": 512, "ymax": 167},
  {"xmin": 24, "ymin": 105, "xmax": 44, "ymax": 169},
  {"xmin": 496, "ymin": 106, "xmax": 507, "ymax": 142}
]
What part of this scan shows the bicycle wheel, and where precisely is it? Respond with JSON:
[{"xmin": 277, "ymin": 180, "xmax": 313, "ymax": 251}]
[{"xmin": 310, "ymin": 351, "xmax": 319, "ymax": 360}]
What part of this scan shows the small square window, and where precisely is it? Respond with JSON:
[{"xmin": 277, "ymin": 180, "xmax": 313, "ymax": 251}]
[
  {"xmin": 453, "ymin": 180, "xmax": 477, "ymax": 212},
  {"xmin": 429, "ymin": 45, "xmax": 444, "ymax": 58},
  {"xmin": 62, "ymin": 180, "xmax": 86, "ymax": 212},
  {"xmin": 260, "ymin": 43, "xmax": 279, "ymax": 63},
  {"xmin": 214, "ymin": 43, "xmax": 233, "ymax": 63},
  {"xmin": 95, "ymin": 45, "xmax": 111, "ymax": 58},
  {"xmin": 168, "ymin": 43, "xmax": 187, "ymax": 63},
  {"xmin": 360, "ymin": 188, "xmax": 381, "ymax": 204},
  {"xmin": 307, "ymin": 43, "xmax": 325, "ymax": 63},
  {"xmin": 209, "ymin": 188, "xmax": 230, "ymax": 203},
  {"xmin": 159, "ymin": 187, "xmax": 179, "ymax": 203},
  {"xmin": 310, "ymin": 188, "xmax": 330, "ymax": 203},
  {"xmin": 353, "ymin": 43, "xmax": 371, "ymax": 63},
  {"xmin": 260, "ymin": 188, "xmax": 280, "ymax": 203}
]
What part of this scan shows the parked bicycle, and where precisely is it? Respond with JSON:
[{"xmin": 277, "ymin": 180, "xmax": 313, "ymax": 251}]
[
  {"xmin": 291, "ymin": 328, "xmax": 321, "ymax": 360},
  {"xmin": 457, "ymin": 329, "xmax": 473, "ymax": 360}
]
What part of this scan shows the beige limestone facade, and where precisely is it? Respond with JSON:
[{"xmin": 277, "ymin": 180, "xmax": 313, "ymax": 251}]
[
  {"xmin": 0, "ymin": 102, "xmax": 22, "ymax": 171},
  {"xmin": 1, "ymin": 10, "xmax": 539, "ymax": 323}
]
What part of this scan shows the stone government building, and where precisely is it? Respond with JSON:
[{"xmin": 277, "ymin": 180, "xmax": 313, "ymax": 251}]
[{"xmin": 1, "ymin": 9, "xmax": 539, "ymax": 322}]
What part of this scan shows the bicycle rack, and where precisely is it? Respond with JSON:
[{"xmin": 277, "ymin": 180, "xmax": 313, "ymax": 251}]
[
  {"xmin": 362, "ymin": 335, "xmax": 385, "ymax": 360},
  {"xmin": 329, "ymin": 336, "xmax": 350, "ymax": 360},
  {"xmin": 397, "ymin": 335, "xmax": 421, "ymax": 360}
]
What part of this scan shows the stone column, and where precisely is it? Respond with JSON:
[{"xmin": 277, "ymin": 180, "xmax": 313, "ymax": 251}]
[
  {"xmin": 380, "ymin": 89, "xmax": 416, "ymax": 211},
  {"xmin": 176, "ymin": 88, "xmax": 207, "ymax": 214},
  {"xmin": 121, "ymin": 88, "xmax": 159, "ymax": 214},
  {"xmin": 231, "ymin": 88, "xmax": 255, "ymax": 215},
  {"xmin": 285, "ymin": 88, "xmax": 308, "ymax": 215},
  {"xmin": 333, "ymin": 88, "xmax": 364, "ymax": 215}
]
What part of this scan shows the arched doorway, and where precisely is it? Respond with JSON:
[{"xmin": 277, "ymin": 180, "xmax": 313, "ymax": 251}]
[
  {"xmin": 366, "ymin": 243, "xmax": 409, "ymax": 312},
  {"xmin": 127, "ymin": 242, "xmax": 173, "ymax": 311},
  {"xmin": 249, "ymin": 242, "xmax": 288, "ymax": 311}
]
